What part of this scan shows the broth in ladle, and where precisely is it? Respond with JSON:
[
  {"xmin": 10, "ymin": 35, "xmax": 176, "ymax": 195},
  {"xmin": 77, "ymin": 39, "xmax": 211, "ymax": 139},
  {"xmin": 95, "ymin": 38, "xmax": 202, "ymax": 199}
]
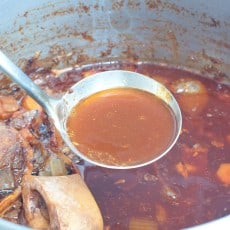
[{"xmin": 67, "ymin": 87, "xmax": 176, "ymax": 166}]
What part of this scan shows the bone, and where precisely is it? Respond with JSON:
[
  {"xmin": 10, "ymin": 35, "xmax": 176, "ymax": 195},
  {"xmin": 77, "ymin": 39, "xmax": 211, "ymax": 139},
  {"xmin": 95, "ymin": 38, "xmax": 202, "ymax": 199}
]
[{"xmin": 22, "ymin": 174, "xmax": 103, "ymax": 230}]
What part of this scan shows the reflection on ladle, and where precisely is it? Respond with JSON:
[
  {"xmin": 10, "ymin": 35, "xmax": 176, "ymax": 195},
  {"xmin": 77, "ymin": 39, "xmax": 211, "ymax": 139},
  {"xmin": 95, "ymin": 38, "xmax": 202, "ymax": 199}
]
[{"xmin": 0, "ymin": 50, "xmax": 182, "ymax": 169}]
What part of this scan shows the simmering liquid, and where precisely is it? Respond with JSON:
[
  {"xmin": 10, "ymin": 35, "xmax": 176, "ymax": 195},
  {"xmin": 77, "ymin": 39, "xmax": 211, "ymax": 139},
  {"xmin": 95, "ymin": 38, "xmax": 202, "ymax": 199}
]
[
  {"xmin": 2, "ymin": 60, "xmax": 229, "ymax": 229},
  {"xmin": 67, "ymin": 88, "xmax": 176, "ymax": 166}
]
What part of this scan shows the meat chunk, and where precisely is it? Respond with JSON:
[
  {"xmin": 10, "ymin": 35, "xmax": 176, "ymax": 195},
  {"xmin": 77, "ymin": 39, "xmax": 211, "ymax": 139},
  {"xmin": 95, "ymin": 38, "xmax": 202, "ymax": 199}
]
[
  {"xmin": 22, "ymin": 174, "xmax": 104, "ymax": 230},
  {"xmin": 0, "ymin": 123, "xmax": 28, "ymax": 187},
  {"xmin": 0, "ymin": 122, "xmax": 34, "ymax": 215}
]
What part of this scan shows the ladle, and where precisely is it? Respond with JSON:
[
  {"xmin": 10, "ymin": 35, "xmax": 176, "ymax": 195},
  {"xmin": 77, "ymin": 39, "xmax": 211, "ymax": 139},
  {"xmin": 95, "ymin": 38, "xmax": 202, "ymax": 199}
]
[{"xmin": 0, "ymin": 50, "xmax": 182, "ymax": 169}]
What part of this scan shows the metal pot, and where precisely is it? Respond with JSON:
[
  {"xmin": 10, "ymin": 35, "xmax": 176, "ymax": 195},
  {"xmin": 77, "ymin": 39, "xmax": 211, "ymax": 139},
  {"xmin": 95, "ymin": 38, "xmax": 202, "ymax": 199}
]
[{"xmin": 0, "ymin": 0, "xmax": 229, "ymax": 229}]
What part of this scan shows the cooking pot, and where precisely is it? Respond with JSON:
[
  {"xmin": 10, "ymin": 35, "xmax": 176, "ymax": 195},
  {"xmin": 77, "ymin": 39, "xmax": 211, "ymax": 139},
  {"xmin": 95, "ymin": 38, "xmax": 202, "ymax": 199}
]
[{"xmin": 0, "ymin": 0, "xmax": 229, "ymax": 229}]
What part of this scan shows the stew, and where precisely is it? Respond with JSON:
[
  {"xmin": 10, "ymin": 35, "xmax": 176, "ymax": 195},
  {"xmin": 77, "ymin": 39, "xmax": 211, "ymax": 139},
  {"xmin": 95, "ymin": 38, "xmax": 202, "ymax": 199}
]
[{"xmin": 0, "ymin": 61, "xmax": 229, "ymax": 230}]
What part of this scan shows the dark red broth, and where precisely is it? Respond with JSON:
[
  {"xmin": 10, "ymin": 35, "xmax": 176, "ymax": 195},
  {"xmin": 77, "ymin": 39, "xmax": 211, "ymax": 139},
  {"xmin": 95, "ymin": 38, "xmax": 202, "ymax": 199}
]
[
  {"xmin": 1, "ymin": 61, "xmax": 229, "ymax": 230},
  {"xmin": 79, "ymin": 63, "xmax": 230, "ymax": 230}
]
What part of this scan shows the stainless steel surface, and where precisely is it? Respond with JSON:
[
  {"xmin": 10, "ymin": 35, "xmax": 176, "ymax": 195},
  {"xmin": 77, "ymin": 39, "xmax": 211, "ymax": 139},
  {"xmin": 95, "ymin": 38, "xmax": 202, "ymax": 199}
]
[
  {"xmin": 0, "ymin": 0, "xmax": 229, "ymax": 81},
  {"xmin": 0, "ymin": 0, "xmax": 229, "ymax": 229}
]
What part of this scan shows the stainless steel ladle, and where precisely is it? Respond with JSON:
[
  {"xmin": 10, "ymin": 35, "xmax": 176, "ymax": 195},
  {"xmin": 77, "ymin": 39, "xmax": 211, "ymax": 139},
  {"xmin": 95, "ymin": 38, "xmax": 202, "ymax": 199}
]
[{"xmin": 0, "ymin": 50, "xmax": 182, "ymax": 169}]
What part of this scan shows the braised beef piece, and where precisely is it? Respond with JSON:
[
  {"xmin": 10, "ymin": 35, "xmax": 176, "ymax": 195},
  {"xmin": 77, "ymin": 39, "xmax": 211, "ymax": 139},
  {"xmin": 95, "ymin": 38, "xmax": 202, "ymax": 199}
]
[
  {"xmin": 0, "ymin": 122, "xmax": 34, "ymax": 221},
  {"xmin": 0, "ymin": 123, "xmax": 28, "ymax": 191}
]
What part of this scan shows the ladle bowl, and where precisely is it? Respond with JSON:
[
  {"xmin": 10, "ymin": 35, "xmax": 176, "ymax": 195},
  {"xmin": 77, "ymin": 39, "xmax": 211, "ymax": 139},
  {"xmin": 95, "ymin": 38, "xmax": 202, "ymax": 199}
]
[{"xmin": 0, "ymin": 50, "xmax": 182, "ymax": 169}]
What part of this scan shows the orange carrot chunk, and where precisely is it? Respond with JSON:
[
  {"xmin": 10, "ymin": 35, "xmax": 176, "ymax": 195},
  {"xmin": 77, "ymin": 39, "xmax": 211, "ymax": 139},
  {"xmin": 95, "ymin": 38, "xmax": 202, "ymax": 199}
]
[
  {"xmin": 216, "ymin": 163, "xmax": 230, "ymax": 185},
  {"xmin": 22, "ymin": 95, "xmax": 42, "ymax": 111}
]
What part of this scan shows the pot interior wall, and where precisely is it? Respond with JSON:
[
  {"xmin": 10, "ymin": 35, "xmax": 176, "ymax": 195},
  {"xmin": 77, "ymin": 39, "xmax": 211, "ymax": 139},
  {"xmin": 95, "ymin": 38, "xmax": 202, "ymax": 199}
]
[{"xmin": 0, "ymin": 0, "xmax": 229, "ymax": 81}]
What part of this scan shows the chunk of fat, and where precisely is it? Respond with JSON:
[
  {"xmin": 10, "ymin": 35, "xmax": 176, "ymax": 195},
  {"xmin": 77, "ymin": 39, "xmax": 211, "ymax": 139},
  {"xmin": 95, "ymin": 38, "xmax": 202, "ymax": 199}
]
[{"xmin": 170, "ymin": 79, "xmax": 208, "ymax": 115}]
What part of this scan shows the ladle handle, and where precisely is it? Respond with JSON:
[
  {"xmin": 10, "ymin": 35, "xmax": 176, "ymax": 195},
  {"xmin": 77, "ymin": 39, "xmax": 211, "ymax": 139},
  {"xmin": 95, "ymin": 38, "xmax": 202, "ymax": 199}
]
[{"xmin": 0, "ymin": 50, "xmax": 57, "ymax": 116}]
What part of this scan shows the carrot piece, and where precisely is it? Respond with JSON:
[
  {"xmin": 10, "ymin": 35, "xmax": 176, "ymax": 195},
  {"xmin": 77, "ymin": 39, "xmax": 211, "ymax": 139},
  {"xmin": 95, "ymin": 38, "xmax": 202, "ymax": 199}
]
[
  {"xmin": 216, "ymin": 163, "xmax": 230, "ymax": 185},
  {"xmin": 22, "ymin": 95, "xmax": 42, "ymax": 111},
  {"xmin": 176, "ymin": 162, "xmax": 197, "ymax": 178},
  {"xmin": 0, "ymin": 187, "xmax": 21, "ymax": 216}
]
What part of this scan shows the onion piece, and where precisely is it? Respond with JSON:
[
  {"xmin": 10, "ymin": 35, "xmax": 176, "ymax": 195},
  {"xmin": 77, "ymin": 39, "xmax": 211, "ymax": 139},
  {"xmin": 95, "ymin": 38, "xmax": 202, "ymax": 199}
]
[
  {"xmin": 49, "ymin": 156, "xmax": 67, "ymax": 176},
  {"xmin": 39, "ymin": 155, "xmax": 67, "ymax": 176}
]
